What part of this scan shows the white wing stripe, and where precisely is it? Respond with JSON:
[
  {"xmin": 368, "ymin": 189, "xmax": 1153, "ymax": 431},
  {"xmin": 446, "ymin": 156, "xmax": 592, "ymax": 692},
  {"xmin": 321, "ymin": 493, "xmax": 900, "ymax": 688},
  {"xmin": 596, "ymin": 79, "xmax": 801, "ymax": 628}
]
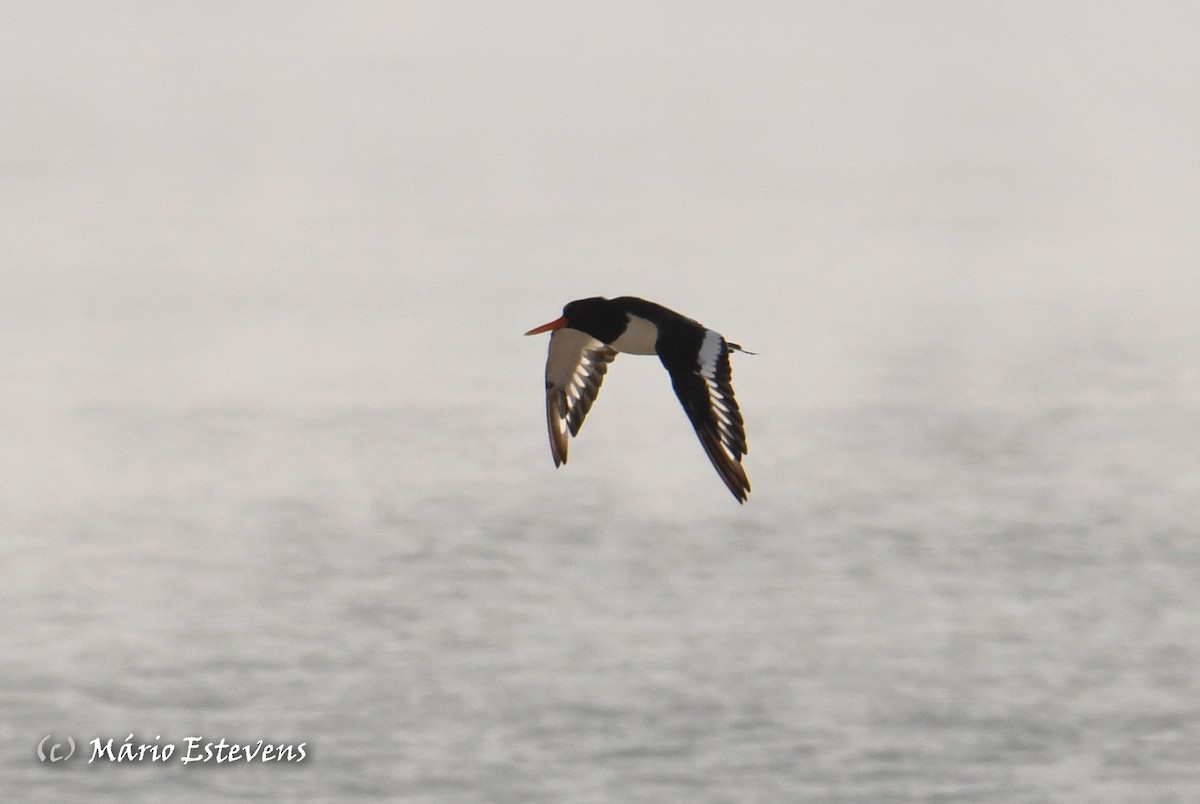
[
  {"xmin": 698, "ymin": 329, "xmax": 723, "ymax": 377},
  {"xmin": 697, "ymin": 334, "xmax": 747, "ymax": 461}
]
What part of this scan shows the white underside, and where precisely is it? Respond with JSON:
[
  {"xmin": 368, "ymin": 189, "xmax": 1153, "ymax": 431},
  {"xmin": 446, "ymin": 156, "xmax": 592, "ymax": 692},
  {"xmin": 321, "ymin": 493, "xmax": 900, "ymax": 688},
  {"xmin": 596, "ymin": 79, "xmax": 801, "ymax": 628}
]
[{"xmin": 609, "ymin": 315, "xmax": 659, "ymax": 355}]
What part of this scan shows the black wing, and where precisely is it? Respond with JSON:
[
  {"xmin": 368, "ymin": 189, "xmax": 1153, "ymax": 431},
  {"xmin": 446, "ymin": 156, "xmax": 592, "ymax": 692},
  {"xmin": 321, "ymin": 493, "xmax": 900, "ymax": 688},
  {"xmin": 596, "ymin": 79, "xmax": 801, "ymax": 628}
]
[
  {"xmin": 543, "ymin": 328, "xmax": 618, "ymax": 466},
  {"xmin": 659, "ymin": 330, "xmax": 750, "ymax": 503}
]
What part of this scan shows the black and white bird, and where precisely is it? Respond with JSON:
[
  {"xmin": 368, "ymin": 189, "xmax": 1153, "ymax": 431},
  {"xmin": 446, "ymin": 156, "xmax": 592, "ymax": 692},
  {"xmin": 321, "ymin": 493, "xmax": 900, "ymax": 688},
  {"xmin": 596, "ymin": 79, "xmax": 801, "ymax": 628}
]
[{"xmin": 525, "ymin": 296, "xmax": 752, "ymax": 503}]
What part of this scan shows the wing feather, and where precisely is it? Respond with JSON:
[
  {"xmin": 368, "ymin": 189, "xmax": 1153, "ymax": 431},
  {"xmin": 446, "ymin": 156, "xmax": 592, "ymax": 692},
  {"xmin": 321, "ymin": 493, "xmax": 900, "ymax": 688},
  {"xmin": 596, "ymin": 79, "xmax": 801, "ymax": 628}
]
[
  {"xmin": 543, "ymin": 328, "xmax": 618, "ymax": 466},
  {"xmin": 660, "ymin": 331, "xmax": 750, "ymax": 503}
]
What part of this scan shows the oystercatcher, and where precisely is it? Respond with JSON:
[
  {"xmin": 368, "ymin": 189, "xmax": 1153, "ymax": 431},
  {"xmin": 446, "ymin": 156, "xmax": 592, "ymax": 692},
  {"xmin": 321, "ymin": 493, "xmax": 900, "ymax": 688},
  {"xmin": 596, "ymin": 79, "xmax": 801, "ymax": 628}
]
[{"xmin": 525, "ymin": 296, "xmax": 752, "ymax": 503}]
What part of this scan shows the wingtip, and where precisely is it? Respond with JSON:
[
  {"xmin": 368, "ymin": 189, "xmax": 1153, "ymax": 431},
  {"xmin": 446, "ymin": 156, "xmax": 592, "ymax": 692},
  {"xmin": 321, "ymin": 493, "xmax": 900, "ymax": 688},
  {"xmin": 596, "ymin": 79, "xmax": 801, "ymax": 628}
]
[
  {"xmin": 546, "ymin": 387, "xmax": 569, "ymax": 468},
  {"xmin": 728, "ymin": 477, "xmax": 751, "ymax": 504},
  {"xmin": 694, "ymin": 428, "xmax": 751, "ymax": 504}
]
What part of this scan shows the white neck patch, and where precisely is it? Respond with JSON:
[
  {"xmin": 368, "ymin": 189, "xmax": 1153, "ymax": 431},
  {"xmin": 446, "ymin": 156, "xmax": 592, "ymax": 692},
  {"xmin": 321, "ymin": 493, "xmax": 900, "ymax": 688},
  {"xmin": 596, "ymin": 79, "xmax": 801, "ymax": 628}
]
[{"xmin": 610, "ymin": 314, "xmax": 659, "ymax": 355}]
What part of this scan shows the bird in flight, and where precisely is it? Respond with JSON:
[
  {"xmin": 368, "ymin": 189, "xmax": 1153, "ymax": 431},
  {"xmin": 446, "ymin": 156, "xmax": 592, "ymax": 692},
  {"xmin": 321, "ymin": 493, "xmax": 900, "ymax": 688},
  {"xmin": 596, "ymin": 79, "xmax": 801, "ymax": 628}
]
[{"xmin": 525, "ymin": 296, "xmax": 752, "ymax": 503}]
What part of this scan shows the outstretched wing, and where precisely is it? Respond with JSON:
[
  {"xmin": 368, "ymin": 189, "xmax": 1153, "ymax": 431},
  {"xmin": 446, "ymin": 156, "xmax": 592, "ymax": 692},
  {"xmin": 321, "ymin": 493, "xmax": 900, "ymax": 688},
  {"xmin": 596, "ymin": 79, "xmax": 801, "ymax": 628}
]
[
  {"xmin": 543, "ymin": 328, "xmax": 619, "ymax": 466},
  {"xmin": 660, "ymin": 330, "xmax": 750, "ymax": 503}
]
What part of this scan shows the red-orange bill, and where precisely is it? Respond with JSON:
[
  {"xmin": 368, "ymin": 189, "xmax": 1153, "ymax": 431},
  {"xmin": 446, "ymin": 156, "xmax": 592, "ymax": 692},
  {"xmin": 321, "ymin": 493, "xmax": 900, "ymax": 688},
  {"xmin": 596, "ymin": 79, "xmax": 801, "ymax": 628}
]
[{"xmin": 524, "ymin": 315, "xmax": 567, "ymax": 336}]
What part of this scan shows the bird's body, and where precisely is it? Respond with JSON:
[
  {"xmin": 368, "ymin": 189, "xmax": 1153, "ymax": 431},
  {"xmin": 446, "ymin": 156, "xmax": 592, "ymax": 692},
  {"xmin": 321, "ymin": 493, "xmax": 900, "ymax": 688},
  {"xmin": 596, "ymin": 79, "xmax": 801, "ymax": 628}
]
[{"xmin": 525, "ymin": 296, "xmax": 752, "ymax": 503}]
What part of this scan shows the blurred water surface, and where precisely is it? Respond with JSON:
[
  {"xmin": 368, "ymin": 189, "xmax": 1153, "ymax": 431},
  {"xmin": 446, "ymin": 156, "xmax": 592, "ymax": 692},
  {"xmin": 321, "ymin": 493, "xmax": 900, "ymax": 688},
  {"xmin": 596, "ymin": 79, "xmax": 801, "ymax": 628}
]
[{"xmin": 3, "ymin": 3, "xmax": 1199, "ymax": 801}]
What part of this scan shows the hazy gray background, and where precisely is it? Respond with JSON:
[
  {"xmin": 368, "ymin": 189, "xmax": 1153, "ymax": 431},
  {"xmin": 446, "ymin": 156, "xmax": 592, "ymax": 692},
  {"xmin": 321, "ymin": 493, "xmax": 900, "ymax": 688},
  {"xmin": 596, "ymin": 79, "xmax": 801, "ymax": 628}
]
[{"xmin": 3, "ymin": 2, "xmax": 1198, "ymax": 801}]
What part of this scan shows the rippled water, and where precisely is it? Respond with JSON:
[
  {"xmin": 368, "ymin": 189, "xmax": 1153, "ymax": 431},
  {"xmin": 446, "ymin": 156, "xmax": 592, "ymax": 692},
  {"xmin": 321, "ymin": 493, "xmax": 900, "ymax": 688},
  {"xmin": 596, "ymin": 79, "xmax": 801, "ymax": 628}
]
[
  {"xmin": 5, "ymin": 314, "xmax": 1199, "ymax": 802},
  {"xmin": 4, "ymin": 3, "xmax": 1199, "ymax": 801}
]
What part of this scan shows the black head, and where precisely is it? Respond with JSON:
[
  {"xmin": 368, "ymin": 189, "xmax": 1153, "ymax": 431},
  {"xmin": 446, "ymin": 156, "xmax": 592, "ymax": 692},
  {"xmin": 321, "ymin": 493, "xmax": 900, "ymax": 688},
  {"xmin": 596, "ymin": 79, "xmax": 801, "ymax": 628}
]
[{"xmin": 525, "ymin": 296, "xmax": 627, "ymax": 344}]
